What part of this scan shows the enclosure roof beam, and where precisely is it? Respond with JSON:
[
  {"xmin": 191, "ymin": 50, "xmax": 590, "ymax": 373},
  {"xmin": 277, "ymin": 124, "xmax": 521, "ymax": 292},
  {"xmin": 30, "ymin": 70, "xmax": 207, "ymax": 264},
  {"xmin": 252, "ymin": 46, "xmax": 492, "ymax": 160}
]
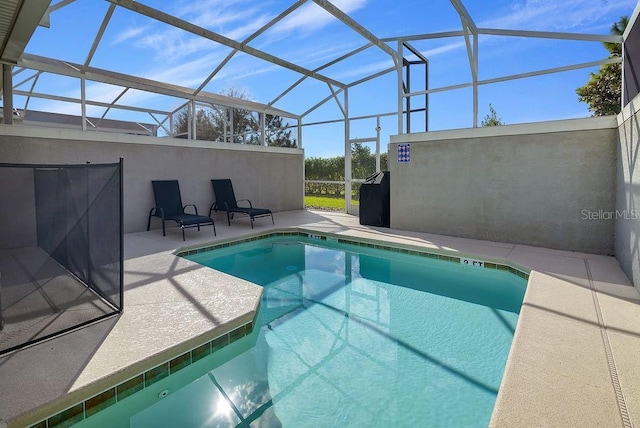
[
  {"xmin": 461, "ymin": 21, "xmax": 477, "ymax": 81},
  {"xmin": 382, "ymin": 31, "xmax": 465, "ymax": 42},
  {"xmin": 18, "ymin": 53, "xmax": 298, "ymax": 118},
  {"xmin": 267, "ymin": 43, "xmax": 372, "ymax": 107},
  {"xmin": 404, "ymin": 56, "xmax": 623, "ymax": 98},
  {"xmin": 402, "ymin": 41, "xmax": 429, "ymax": 64},
  {"xmin": 347, "ymin": 66, "xmax": 395, "ymax": 88},
  {"xmin": 449, "ymin": 0, "xmax": 478, "ymax": 34},
  {"xmin": 385, "ymin": 28, "xmax": 622, "ymax": 44},
  {"xmin": 99, "ymin": 87, "xmax": 129, "ymax": 120},
  {"xmin": 13, "ymin": 89, "xmax": 171, "ymax": 115},
  {"xmin": 302, "ymin": 110, "xmax": 397, "ymax": 127},
  {"xmin": 82, "ymin": 3, "xmax": 115, "ymax": 71},
  {"xmin": 312, "ymin": 0, "xmax": 397, "ymax": 61},
  {"xmin": 301, "ymin": 89, "xmax": 343, "ymax": 119},
  {"xmin": 327, "ymin": 83, "xmax": 346, "ymax": 117},
  {"xmin": 449, "ymin": 0, "xmax": 478, "ymax": 83},
  {"xmin": 477, "ymin": 27, "xmax": 622, "ymax": 43},
  {"xmin": 49, "ymin": 0, "xmax": 76, "ymax": 13},
  {"xmin": 477, "ymin": 56, "xmax": 623, "ymax": 86},
  {"xmin": 194, "ymin": 0, "xmax": 309, "ymax": 96},
  {"xmin": 107, "ymin": 0, "xmax": 346, "ymax": 89}
]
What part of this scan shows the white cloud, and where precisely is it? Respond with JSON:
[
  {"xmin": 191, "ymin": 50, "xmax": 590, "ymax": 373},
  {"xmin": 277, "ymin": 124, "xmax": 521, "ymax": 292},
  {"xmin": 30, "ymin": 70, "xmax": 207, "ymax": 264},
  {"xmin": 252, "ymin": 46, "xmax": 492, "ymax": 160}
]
[
  {"xmin": 421, "ymin": 41, "xmax": 467, "ymax": 58},
  {"xmin": 215, "ymin": 63, "xmax": 281, "ymax": 81},
  {"xmin": 282, "ymin": 42, "xmax": 365, "ymax": 68},
  {"xmin": 170, "ymin": 0, "xmax": 274, "ymax": 41},
  {"xmin": 138, "ymin": 29, "xmax": 216, "ymax": 61},
  {"xmin": 111, "ymin": 1, "xmax": 272, "ymax": 62},
  {"xmin": 144, "ymin": 52, "xmax": 230, "ymax": 87},
  {"xmin": 172, "ymin": 0, "xmax": 249, "ymax": 21},
  {"xmin": 111, "ymin": 25, "xmax": 150, "ymax": 45},
  {"xmin": 108, "ymin": 0, "xmax": 372, "ymax": 73},
  {"xmin": 480, "ymin": 0, "xmax": 636, "ymax": 32},
  {"xmin": 273, "ymin": 0, "xmax": 368, "ymax": 35},
  {"xmin": 222, "ymin": 14, "xmax": 274, "ymax": 41},
  {"xmin": 139, "ymin": 51, "xmax": 281, "ymax": 91},
  {"xmin": 331, "ymin": 59, "xmax": 394, "ymax": 80}
]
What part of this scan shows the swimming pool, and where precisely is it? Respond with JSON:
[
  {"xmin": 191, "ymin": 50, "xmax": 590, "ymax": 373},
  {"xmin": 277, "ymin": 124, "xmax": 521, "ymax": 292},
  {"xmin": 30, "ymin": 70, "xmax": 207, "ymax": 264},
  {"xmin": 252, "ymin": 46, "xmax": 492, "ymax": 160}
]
[{"xmin": 76, "ymin": 233, "xmax": 527, "ymax": 427}]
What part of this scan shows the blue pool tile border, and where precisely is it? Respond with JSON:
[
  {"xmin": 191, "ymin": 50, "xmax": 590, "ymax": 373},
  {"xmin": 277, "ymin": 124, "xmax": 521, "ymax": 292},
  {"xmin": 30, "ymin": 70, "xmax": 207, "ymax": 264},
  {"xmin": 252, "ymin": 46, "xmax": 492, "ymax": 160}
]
[
  {"xmin": 30, "ymin": 321, "xmax": 255, "ymax": 428},
  {"xmin": 177, "ymin": 230, "xmax": 530, "ymax": 280}
]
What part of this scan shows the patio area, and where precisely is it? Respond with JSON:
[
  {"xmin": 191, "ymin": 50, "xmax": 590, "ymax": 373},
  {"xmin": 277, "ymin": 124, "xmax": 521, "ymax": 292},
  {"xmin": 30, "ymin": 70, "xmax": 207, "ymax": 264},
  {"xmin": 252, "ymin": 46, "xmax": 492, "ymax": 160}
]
[
  {"xmin": 0, "ymin": 1, "xmax": 638, "ymax": 426},
  {"xmin": 0, "ymin": 209, "xmax": 638, "ymax": 427}
]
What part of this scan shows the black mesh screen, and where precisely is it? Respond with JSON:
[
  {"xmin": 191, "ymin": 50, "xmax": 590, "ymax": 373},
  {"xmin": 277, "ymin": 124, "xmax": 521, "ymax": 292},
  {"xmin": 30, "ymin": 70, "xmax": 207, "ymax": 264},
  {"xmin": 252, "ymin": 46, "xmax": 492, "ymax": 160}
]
[
  {"xmin": 0, "ymin": 160, "xmax": 123, "ymax": 355},
  {"xmin": 87, "ymin": 165, "xmax": 122, "ymax": 308},
  {"xmin": 625, "ymin": 18, "xmax": 640, "ymax": 105}
]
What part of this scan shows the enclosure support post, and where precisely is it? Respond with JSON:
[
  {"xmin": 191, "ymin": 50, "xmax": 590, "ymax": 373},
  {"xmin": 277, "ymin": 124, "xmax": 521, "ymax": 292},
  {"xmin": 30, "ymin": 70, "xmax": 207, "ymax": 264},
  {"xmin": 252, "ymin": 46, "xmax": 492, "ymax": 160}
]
[
  {"xmin": 190, "ymin": 99, "xmax": 197, "ymax": 140},
  {"xmin": 81, "ymin": 77, "xmax": 87, "ymax": 131},
  {"xmin": 2, "ymin": 64, "xmax": 12, "ymax": 125},
  {"xmin": 344, "ymin": 88, "xmax": 352, "ymax": 214},
  {"xmin": 299, "ymin": 117, "xmax": 305, "ymax": 205},
  {"xmin": 397, "ymin": 40, "xmax": 404, "ymax": 134},
  {"xmin": 119, "ymin": 158, "xmax": 124, "ymax": 312},
  {"xmin": 376, "ymin": 116, "xmax": 381, "ymax": 172},
  {"xmin": 473, "ymin": 34, "xmax": 478, "ymax": 128}
]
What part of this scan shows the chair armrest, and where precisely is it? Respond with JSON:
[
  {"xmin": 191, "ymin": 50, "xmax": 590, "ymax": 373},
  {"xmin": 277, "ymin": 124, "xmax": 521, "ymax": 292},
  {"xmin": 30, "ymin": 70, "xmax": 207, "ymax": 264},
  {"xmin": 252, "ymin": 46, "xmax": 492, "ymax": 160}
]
[
  {"xmin": 183, "ymin": 204, "xmax": 199, "ymax": 215},
  {"xmin": 236, "ymin": 198, "xmax": 253, "ymax": 208},
  {"xmin": 150, "ymin": 207, "xmax": 165, "ymax": 219}
]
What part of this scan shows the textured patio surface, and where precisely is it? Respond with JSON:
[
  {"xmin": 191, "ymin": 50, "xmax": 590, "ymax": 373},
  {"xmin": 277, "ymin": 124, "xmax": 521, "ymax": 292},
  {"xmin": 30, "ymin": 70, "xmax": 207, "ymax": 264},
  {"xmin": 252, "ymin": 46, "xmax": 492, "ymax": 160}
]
[
  {"xmin": 0, "ymin": 247, "xmax": 113, "ymax": 355},
  {"xmin": 0, "ymin": 209, "xmax": 638, "ymax": 427}
]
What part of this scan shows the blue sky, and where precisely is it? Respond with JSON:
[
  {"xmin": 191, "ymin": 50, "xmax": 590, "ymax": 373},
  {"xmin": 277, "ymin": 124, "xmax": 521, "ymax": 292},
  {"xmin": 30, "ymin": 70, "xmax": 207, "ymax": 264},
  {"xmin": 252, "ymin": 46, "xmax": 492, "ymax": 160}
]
[{"xmin": 20, "ymin": 0, "xmax": 638, "ymax": 158}]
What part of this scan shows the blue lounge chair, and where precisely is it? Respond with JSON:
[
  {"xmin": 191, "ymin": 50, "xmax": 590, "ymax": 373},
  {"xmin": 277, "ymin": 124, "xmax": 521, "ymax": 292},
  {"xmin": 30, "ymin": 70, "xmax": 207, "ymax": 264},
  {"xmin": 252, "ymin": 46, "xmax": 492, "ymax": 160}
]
[
  {"xmin": 209, "ymin": 179, "xmax": 274, "ymax": 228},
  {"xmin": 148, "ymin": 180, "xmax": 215, "ymax": 240}
]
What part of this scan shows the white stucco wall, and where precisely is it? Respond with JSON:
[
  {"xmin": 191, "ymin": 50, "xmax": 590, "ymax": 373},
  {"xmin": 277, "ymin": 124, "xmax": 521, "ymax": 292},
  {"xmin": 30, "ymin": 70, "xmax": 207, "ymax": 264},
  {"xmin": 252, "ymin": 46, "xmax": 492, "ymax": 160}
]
[
  {"xmin": 0, "ymin": 125, "xmax": 304, "ymax": 247},
  {"xmin": 389, "ymin": 117, "xmax": 618, "ymax": 255}
]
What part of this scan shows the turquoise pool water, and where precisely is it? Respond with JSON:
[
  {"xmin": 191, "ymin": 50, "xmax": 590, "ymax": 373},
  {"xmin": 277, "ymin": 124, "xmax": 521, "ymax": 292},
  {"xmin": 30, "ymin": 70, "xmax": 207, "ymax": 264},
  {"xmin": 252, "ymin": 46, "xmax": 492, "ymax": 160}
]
[{"xmin": 78, "ymin": 235, "xmax": 526, "ymax": 427}]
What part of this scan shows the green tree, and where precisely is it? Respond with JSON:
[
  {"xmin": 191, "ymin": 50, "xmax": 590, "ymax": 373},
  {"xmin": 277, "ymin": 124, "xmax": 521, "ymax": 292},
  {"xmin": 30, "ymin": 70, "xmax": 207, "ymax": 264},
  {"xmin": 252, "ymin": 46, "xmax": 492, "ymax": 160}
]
[
  {"xmin": 172, "ymin": 88, "xmax": 296, "ymax": 147},
  {"xmin": 173, "ymin": 106, "xmax": 224, "ymax": 140},
  {"xmin": 305, "ymin": 155, "xmax": 344, "ymax": 196},
  {"xmin": 305, "ymin": 145, "xmax": 388, "ymax": 197},
  {"xmin": 263, "ymin": 114, "xmax": 297, "ymax": 147},
  {"xmin": 351, "ymin": 143, "xmax": 375, "ymax": 179},
  {"xmin": 576, "ymin": 16, "xmax": 627, "ymax": 116},
  {"xmin": 481, "ymin": 104, "xmax": 504, "ymax": 126}
]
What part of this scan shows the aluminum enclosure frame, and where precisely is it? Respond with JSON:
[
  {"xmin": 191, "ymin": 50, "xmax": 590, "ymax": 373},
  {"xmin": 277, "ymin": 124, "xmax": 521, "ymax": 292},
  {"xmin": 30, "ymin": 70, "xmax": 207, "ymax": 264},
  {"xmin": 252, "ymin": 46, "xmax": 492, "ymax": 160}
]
[{"xmin": 0, "ymin": 0, "xmax": 625, "ymax": 212}]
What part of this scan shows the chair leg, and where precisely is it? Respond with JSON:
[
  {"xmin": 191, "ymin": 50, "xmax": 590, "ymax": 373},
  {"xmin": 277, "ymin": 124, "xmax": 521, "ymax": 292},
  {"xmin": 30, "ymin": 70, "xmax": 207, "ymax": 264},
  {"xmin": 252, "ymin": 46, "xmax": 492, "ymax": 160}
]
[
  {"xmin": 250, "ymin": 216, "xmax": 254, "ymax": 229},
  {"xmin": 147, "ymin": 208, "xmax": 156, "ymax": 231},
  {"xmin": 227, "ymin": 212, "xmax": 231, "ymax": 226},
  {"xmin": 181, "ymin": 225, "xmax": 185, "ymax": 241},
  {"xmin": 212, "ymin": 221, "xmax": 216, "ymax": 236},
  {"xmin": 162, "ymin": 220, "xmax": 166, "ymax": 236},
  {"xmin": 271, "ymin": 213, "xmax": 274, "ymax": 225}
]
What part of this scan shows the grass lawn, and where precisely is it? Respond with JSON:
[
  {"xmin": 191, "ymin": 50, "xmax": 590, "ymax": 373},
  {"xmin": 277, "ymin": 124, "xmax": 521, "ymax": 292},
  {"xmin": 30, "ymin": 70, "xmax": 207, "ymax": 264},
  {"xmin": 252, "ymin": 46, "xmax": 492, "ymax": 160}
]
[{"xmin": 305, "ymin": 194, "xmax": 360, "ymax": 210}]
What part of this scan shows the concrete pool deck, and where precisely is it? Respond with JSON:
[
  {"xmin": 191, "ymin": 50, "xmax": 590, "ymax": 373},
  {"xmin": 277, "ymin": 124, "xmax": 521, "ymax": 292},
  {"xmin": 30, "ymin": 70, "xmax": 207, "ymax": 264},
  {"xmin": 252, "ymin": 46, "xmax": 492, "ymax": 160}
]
[{"xmin": 1, "ymin": 209, "xmax": 639, "ymax": 427}]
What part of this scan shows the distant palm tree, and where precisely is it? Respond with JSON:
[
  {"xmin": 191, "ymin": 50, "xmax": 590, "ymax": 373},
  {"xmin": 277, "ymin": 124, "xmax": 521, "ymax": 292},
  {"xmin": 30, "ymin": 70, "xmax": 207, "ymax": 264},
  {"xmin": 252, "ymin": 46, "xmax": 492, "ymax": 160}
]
[{"xmin": 604, "ymin": 15, "xmax": 628, "ymax": 56}]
